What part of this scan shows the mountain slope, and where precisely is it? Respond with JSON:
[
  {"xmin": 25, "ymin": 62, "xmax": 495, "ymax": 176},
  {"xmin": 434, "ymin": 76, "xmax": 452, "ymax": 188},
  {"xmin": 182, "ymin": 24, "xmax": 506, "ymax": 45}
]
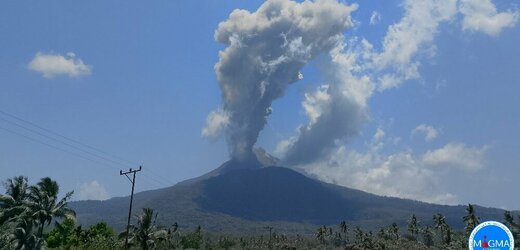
[{"xmin": 70, "ymin": 162, "xmax": 509, "ymax": 233}]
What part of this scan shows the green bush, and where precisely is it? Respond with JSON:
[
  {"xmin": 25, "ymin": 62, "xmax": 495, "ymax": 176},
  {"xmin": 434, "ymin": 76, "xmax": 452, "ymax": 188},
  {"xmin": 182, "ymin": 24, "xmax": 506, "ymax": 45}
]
[{"xmin": 180, "ymin": 227, "xmax": 203, "ymax": 249}]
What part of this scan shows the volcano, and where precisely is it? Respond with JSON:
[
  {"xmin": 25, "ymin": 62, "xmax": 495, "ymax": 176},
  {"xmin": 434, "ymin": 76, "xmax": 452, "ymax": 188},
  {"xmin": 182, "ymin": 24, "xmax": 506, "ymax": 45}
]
[{"xmin": 70, "ymin": 155, "xmax": 509, "ymax": 233}]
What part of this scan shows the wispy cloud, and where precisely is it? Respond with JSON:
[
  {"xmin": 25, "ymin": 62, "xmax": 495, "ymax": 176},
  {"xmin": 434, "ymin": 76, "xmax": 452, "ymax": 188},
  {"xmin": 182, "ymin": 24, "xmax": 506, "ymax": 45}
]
[
  {"xmin": 371, "ymin": 0, "xmax": 458, "ymax": 91},
  {"xmin": 459, "ymin": 0, "xmax": 519, "ymax": 36},
  {"xmin": 369, "ymin": 11, "xmax": 381, "ymax": 25},
  {"xmin": 28, "ymin": 52, "xmax": 92, "ymax": 78},
  {"xmin": 412, "ymin": 124, "xmax": 439, "ymax": 142}
]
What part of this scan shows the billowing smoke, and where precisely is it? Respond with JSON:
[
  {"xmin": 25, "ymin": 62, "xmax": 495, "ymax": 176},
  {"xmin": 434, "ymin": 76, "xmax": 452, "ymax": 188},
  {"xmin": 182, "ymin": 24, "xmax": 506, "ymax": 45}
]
[
  {"xmin": 204, "ymin": 0, "xmax": 357, "ymax": 161},
  {"xmin": 278, "ymin": 0, "xmax": 461, "ymax": 164},
  {"xmin": 277, "ymin": 43, "xmax": 373, "ymax": 165},
  {"xmin": 202, "ymin": 0, "xmax": 517, "ymax": 204}
]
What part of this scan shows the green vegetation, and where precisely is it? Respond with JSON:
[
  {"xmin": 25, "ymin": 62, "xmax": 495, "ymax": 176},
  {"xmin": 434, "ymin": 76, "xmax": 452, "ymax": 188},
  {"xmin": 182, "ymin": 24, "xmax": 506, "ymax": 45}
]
[
  {"xmin": 119, "ymin": 208, "xmax": 167, "ymax": 250},
  {"xmin": 0, "ymin": 176, "xmax": 74, "ymax": 249},
  {"xmin": 1, "ymin": 176, "xmax": 518, "ymax": 249},
  {"xmin": 504, "ymin": 210, "xmax": 520, "ymax": 243}
]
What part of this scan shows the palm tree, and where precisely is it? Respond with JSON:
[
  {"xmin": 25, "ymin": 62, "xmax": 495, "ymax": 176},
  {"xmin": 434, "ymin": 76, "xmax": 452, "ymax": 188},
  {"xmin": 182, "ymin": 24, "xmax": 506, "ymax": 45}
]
[
  {"xmin": 388, "ymin": 223, "xmax": 399, "ymax": 241},
  {"xmin": 165, "ymin": 222, "xmax": 180, "ymax": 249},
  {"xmin": 339, "ymin": 220, "xmax": 348, "ymax": 244},
  {"xmin": 407, "ymin": 214, "xmax": 419, "ymax": 240},
  {"xmin": 327, "ymin": 226, "xmax": 333, "ymax": 242},
  {"xmin": 463, "ymin": 204, "xmax": 480, "ymax": 234},
  {"xmin": 421, "ymin": 226, "xmax": 434, "ymax": 247},
  {"xmin": 120, "ymin": 208, "xmax": 166, "ymax": 250},
  {"xmin": 0, "ymin": 176, "xmax": 29, "ymax": 224},
  {"xmin": 315, "ymin": 226, "xmax": 326, "ymax": 244},
  {"xmin": 432, "ymin": 213, "xmax": 451, "ymax": 245},
  {"xmin": 504, "ymin": 211, "xmax": 515, "ymax": 225},
  {"xmin": 353, "ymin": 226, "xmax": 364, "ymax": 245},
  {"xmin": 1, "ymin": 176, "xmax": 38, "ymax": 249},
  {"xmin": 443, "ymin": 227, "xmax": 452, "ymax": 245},
  {"xmin": 8, "ymin": 218, "xmax": 44, "ymax": 250},
  {"xmin": 25, "ymin": 177, "xmax": 75, "ymax": 237},
  {"xmin": 433, "ymin": 213, "xmax": 448, "ymax": 233},
  {"xmin": 433, "ymin": 213, "xmax": 445, "ymax": 242}
]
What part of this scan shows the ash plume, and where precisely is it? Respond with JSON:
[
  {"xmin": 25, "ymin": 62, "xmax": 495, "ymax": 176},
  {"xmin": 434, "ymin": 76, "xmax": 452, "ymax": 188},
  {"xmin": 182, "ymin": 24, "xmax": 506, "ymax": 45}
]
[
  {"xmin": 278, "ymin": 44, "xmax": 373, "ymax": 165},
  {"xmin": 204, "ymin": 0, "xmax": 357, "ymax": 161}
]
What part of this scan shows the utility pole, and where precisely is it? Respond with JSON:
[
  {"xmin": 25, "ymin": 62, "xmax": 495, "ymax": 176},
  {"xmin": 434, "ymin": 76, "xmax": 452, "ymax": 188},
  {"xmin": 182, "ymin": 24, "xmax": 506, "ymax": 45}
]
[{"xmin": 120, "ymin": 166, "xmax": 142, "ymax": 250}]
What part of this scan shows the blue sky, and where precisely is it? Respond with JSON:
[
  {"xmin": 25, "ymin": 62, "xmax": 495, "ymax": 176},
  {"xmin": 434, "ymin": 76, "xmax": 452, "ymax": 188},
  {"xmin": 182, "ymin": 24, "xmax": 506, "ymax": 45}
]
[{"xmin": 0, "ymin": 0, "xmax": 519, "ymax": 209}]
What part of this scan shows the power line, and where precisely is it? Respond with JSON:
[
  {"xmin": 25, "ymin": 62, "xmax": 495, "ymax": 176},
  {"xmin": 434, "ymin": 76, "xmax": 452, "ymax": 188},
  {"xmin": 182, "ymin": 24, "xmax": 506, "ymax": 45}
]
[
  {"xmin": 0, "ymin": 117, "xmax": 134, "ymax": 168},
  {"xmin": 141, "ymin": 171, "xmax": 171, "ymax": 188},
  {"xmin": 0, "ymin": 109, "xmax": 137, "ymax": 166},
  {"xmin": 0, "ymin": 109, "xmax": 175, "ymax": 187},
  {"xmin": 0, "ymin": 109, "xmax": 175, "ymax": 186},
  {"xmin": 0, "ymin": 126, "xmax": 119, "ymax": 170},
  {"xmin": 0, "ymin": 125, "xmax": 168, "ymax": 190}
]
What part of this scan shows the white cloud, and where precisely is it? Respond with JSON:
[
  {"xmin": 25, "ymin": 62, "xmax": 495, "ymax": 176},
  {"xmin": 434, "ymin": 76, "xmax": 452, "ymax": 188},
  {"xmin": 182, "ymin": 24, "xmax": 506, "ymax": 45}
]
[
  {"xmin": 412, "ymin": 124, "xmax": 439, "ymax": 142},
  {"xmin": 302, "ymin": 147, "xmax": 452, "ymax": 204},
  {"xmin": 275, "ymin": 136, "xmax": 296, "ymax": 156},
  {"xmin": 371, "ymin": 127, "xmax": 386, "ymax": 151},
  {"xmin": 327, "ymin": 0, "xmax": 518, "ymax": 93},
  {"xmin": 278, "ymin": 0, "xmax": 461, "ymax": 162},
  {"xmin": 28, "ymin": 52, "xmax": 92, "ymax": 78},
  {"xmin": 297, "ymin": 127, "xmax": 488, "ymax": 205},
  {"xmin": 366, "ymin": 0, "xmax": 517, "ymax": 91},
  {"xmin": 377, "ymin": 74, "xmax": 402, "ymax": 91},
  {"xmin": 78, "ymin": 181, "xmax": 109, "ymax": 201},
  {"xmin": 301, "ymin": 85, "xmax": 332, "ymax": 126},
  {"xmin": 373, "ymin": 127, "xmax": 385, "ymax": 142},
  {"xmin": 369, "ymin": 11, "xmax": 381, "ymax": 25},
  {"xmin": 269, "ymin": 0, "xmax": 515, "ymax": 206},
  {"xmin": 370, "ymin": 0, "xmax": 458, "ymax": 90},
  {"xmin": 277, "ymin": 0, "xmax": 518, "ymax": 168},
  {"xmin": 422, "ymin": 143, "xmax": 488, "ymax": 171},
  {"xmin": 459, "ymin": 0, "xmax": 519, "ymax": 36},
  {"xmin": 202, "ymin": 109, "xmax": 230, "ymax": 139}
]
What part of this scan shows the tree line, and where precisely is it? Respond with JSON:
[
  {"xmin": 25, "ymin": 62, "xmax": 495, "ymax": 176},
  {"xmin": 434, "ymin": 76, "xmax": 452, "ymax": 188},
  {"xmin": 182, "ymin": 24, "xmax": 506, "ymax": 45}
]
[{"xmin": 1, "ymin": 175, "xmax": 519, "ymax": 249}]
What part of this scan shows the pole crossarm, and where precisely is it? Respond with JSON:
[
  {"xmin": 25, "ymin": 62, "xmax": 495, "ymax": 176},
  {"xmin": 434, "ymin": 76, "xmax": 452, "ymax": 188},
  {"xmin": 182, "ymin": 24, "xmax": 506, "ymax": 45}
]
[
  {"xmin": 120, "ymin": 166, "xmax": 141, "ymax": 183},
  {"xmin": 120, "ymin": 166, "xmax": 142, "ymax": 178}
]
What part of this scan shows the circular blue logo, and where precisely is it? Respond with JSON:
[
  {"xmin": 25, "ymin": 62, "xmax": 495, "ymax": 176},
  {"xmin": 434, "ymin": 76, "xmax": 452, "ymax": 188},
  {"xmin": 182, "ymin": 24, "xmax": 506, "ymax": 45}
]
[{"xmin": 469, "ymin": 221, "xmax": 514, "ymax": 250}]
